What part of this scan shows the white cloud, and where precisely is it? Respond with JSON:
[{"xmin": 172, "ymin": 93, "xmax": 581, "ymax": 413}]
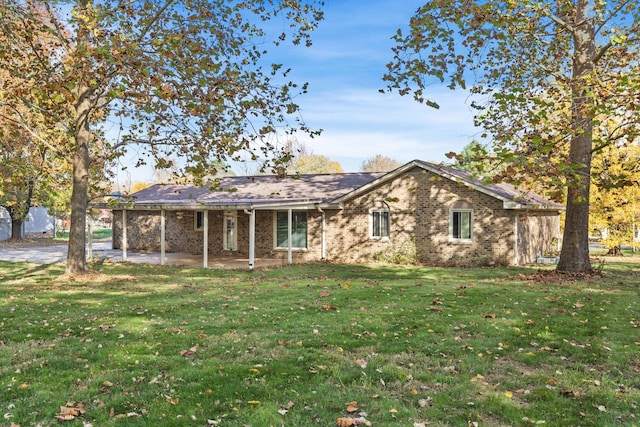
[{"xmin": 295, "ymin": 87, "xmax": 483, "ymax": 171}]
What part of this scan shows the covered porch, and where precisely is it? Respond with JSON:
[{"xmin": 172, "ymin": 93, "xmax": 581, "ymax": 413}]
[{"xmin": 91, "ymin": 242, "xmax": 290, "ymax": 269}]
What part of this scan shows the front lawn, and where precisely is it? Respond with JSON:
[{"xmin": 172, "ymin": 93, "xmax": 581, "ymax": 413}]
[{"xmin": 1, "ymin": 261, "xmax": 638, "ymax": 426}]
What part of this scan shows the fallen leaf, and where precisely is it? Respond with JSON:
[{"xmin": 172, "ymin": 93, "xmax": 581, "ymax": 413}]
[
  {"xmin": 336, "ymin": 416, "xmax": 371, "ymax": 426},
  {"xmin": 597, "ymin": 405, "xmax": 606, "ymax": 412},
  {"xmin": 55, "ymin": 414, "xmax": 76, "ymax": 421},
  {"xmin": 336, "ymin": 417, "xmax": 357, "ymax": 427},
  {"xmin": 560, "ymin": 389, "xmax": 581, "ymax": 398},
  {"xmin": 346, "ymin": 401, "xmax": 358, "ymax": 413}
]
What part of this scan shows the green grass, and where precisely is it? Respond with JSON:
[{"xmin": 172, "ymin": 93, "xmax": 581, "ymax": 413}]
[
  {"xmin": 54, "ymin": 228, "xmax": 113, "ymax": 241},
  {"xmin": 1, "ymin": 260, "xmax": 639, "ymax": 426}
]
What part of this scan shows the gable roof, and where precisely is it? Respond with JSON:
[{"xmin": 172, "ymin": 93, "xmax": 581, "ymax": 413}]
[
  {"xmin": 334, "ymin": 160, "xmax": 563, "ymax": 210},
  {"xmin": 98, "ymin": 160, "xmax": 562, "ymax": 211},
  {"xmin": 108, "ymin": 172, "xmax": 385, "ymax": 210}
]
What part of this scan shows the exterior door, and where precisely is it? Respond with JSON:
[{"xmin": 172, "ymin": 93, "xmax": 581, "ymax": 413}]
[{"xmin": 223, "ymin": 211, "xmax": 237, "ymax": 251}]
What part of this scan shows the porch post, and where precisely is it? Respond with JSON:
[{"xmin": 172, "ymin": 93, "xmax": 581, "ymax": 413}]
[
  {"xmin": 122, "ymin": 209, "xmax": 128, "ymax": 261},
  {"xmin": 248, "ymin": 209, "xmax": 255, "ymax": 270},
  {"xmin": 160, "ymin": 210, "xmax": 166, "ymax": 265},
  {"xmin": 203, "ymin": 210, "xmax": 208, "ymax": 268},
  {"xmin": 86, "ymin": 212, "xmax": 93, "ymax": 260},
  {"xmin": 320, "ymin": 209, "xmax": 326, "ymax": 261},
  {"xmin": 287, "ymin": 208, "xmax": 293, "ymax": 264},
  {"xmin": 514, "ymin": 214, "xmax": 520, "ymax": 265}
]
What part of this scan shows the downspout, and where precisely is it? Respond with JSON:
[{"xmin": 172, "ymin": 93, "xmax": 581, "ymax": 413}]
[
  {"xmin": 318, "ymin": 207, "xmax": 326, "ymax": 261},
  {"xmin": 244, "ymin": 208, "xmax": 255, "ymax": 270}
]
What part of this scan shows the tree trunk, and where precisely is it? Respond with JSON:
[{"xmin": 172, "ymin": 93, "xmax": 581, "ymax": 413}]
[
  {"xmin": 66, "ymin": 92, "xmax": 92, "ymax": 274},
  {"xmin": 6, "ymin": 180, "xmax": 34, "ymax": 241},
  {"xmin": 10, "ymin": 214, "xmax": 24, "ymax": 240},
  {"xmin": 557, "ymin": 0, "xmax": 595, "ymax": 273}
]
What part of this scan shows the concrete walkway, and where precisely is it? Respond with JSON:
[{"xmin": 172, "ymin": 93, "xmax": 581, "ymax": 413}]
[{"xmin": 0, "ymin": 241, "xmax": 284, "ymax": 269}]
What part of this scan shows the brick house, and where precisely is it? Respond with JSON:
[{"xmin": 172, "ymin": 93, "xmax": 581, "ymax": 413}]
[{"xmin": 102, "ymin": 160, "xmax": 563, "ymax": 268}]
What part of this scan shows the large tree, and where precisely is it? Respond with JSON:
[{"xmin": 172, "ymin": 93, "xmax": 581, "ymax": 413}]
[
  {"xmin": 0, "ymin": 0, "xmax": 323, "ymax": 273},
  {"xmin": 0, "ymin": 124, "xmax": 44, "ymax": 240},
  {"xmin": 0, "ymin": 8, "xmax": 72, "ymax": 240},
  {"xmin": 360, "ymin": 154, "xmax": 401, "ymax": 172},
  {"xmin": 384, "ymin": 1, "xmax": 640, "ymax": 272},
  {"xmin": 291, "ymin": 154, "xmax": 343, "ymax": 174}
]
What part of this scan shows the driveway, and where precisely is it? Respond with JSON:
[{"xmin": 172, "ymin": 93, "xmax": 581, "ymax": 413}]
[{"xmin": 0, "ymin": 242, "xmax": 121, "ymax": 264}]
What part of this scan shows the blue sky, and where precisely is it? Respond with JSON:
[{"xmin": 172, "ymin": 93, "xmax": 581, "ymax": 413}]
[
  {"xmin": 273, "ymin": 0, "xmax": 480, "ymax": 172},
  {"xmin": 116, "ymin": 0, "xmax": 480, "ymax": 183}
]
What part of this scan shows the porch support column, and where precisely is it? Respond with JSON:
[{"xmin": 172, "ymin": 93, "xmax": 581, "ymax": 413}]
[
  {"xmin": 203, "ymin": 210, "xmax": 208, "ymax": 268},
  {"xmin": 86, "ymin": 212, "xmax": 93, "ymax": 260},
  {"xmin": 514, "ymin": 214, "xmax": 519, "ymax": 265},
  {"xmin": 122, "ymin": 209, "xmax": 128, "ymax": 261},
  {"xmin": 320, "ymin": 208, "xmax": 326, "ymax": 261},
  {"xmin": 248, "ymin": 209, "xmax": 255, "ymax": 270},
  {"xmin": 160, "ymin": 210, "xmax": 166, "ymax": 265},
  {"xmin": 287, "ymin": 209, "xmax": 293, "ymax": 264}
]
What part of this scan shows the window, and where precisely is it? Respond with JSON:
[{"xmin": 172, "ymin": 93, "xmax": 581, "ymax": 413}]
[
  {"xmin": 451, "ymin": 210, "xmax": 473, "ymax": 241},
  {"xmin": 275, "ymin": 211, "xmax": 307, "ymax": 249},
  {"xmin": 370, "ymin": 209, "xmax": 390, "ymax": 239},
  {"xmin": 195, "ymin": 211, "xmax": 205, "ymax": 231}
]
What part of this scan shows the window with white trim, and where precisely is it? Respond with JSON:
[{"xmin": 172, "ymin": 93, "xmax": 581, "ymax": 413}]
[
  {"xmin": 370, "ymin": 209, "xmax": 390, "ymax": 239},
  {"xmin": 450, "ymin": 209, "xmax": 473, "ymax": 241},
  {"xmin": 275, "ymin": 211, "xmax": 307, "ymax": 249}
]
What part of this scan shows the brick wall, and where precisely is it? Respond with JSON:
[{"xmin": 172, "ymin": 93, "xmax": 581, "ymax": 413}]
[
  {"xmin": 322, "ymin": 167, "xmax": 517, "ymax": 266},
  {"xmin": 516, "ymin": 212, "xmax": 561, "ymax": 264},
  {"xmin": 112, "ymin": 167, "xmax": 559, "ymax": 266}
]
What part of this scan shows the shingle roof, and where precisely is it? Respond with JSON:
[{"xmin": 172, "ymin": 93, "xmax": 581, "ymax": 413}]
[
  {"xmin": 333, "ymin": 160, "xmax": 563, "ymax": 210},
  {"xmin": 415, "ymin": 160, "xmax": 564, "ymax": 210},
  {"xmin": 103, "ymin": 160, "xmax": 562, "ymax": 211},
  {"xmin": 120, "ymin": 172, "xmax": 385, "ymax": 208}
]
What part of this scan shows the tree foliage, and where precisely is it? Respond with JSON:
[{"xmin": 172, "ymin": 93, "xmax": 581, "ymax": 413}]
[
  {"xmin": 384, "ymin": 0, "xmax": 640, "ymax": 272},
  {"xmin": 0, "ymin": 0, "xmax": 323, "ymax": 273},
  {"xmin": 590, "ymin": 143, "xmax": 640, "ymax": 254},
  {"xmin": 0, "ymin": 7, "xmax": 74, "ymax": 240},
  {"xmin": 360, "ymin": 154, "xmax": 401, "ymax": 172},
  {"xmin": 291, "ymin": 154, "xmax": 343, "ymax": 174}
]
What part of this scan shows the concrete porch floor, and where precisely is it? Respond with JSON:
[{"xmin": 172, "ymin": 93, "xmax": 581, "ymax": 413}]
[
  {"xmin": 0, "ymin": 241, "xmax": 289, "ymax": 270},
  {"xmin": 111, "ymin": 250, "xmax": 289, "ymax": 269}
]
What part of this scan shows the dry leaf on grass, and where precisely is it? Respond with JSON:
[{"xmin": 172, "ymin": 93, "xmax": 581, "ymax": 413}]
[
  {"xmin": 55, "ymin": 402, "xmax": 86, "ymax": 421},
  {"xmin": 180, "ymin": 344, "xmax": 199, "ymax": 357},
  {"xmin": 336, "ymin": 416, "xmax": 371, "ymax": 426}
]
